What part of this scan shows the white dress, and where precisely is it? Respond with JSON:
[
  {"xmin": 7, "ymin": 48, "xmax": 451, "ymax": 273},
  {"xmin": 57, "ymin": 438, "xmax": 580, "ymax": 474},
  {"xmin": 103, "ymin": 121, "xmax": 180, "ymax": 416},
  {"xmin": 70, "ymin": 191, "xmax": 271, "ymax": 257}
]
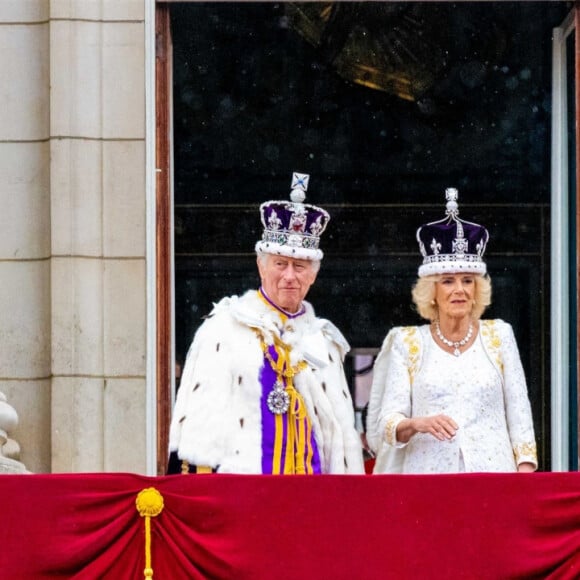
[{"xmin": 367, "ymin": 320, "xmax": 538, "ymax": 473}]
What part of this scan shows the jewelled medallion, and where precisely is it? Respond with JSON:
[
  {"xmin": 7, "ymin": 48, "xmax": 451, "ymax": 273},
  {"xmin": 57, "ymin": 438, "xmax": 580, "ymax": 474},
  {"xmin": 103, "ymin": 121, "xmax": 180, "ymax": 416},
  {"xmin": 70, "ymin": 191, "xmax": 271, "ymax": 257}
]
[{"xmin": 267, "ymin": 382, "xmax": 290, "ymax": 414}]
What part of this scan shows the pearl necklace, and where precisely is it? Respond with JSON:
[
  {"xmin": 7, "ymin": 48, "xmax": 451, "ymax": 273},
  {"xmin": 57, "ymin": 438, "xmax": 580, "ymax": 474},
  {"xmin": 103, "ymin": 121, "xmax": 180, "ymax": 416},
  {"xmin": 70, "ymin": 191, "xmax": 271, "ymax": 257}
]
[{"xmin": 434, "ymin": 320, "xmax": 473, "ymax": 357}]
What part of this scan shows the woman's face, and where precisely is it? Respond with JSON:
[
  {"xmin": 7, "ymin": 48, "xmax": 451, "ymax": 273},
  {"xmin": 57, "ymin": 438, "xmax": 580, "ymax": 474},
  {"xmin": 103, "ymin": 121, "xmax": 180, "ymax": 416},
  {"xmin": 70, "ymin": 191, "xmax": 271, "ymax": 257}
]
[{"xmin": 434, "ymin": 273, "xmax": 476, "ymax": 320}]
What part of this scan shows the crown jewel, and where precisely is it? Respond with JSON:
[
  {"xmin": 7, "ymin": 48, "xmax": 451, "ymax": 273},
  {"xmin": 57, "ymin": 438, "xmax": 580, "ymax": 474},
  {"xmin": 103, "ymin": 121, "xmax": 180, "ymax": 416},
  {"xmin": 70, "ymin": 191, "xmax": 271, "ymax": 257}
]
[
  {"xmin": 255, "ymin": 172, "xmax": 330, "ymax": 261},
  {"xmin": 416, "ymin": 188, "xmax": 489, "ymax": 277}
]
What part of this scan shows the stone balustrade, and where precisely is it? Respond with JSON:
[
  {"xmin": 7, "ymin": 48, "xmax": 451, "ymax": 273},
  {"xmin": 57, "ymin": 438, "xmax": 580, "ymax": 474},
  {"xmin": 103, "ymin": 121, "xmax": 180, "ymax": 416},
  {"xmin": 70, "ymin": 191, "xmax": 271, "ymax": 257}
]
[{"xmin": 0, "ymin": 391, "xmax": 27, "ymax": 474}]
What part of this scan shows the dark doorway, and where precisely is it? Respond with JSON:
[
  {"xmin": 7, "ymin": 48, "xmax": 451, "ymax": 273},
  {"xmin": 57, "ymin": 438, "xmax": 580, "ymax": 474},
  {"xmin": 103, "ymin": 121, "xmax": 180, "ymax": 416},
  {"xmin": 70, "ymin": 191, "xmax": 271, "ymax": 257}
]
[{"xmin": 170, "ymin": 1, "xmax": 571, "ymax": 471}]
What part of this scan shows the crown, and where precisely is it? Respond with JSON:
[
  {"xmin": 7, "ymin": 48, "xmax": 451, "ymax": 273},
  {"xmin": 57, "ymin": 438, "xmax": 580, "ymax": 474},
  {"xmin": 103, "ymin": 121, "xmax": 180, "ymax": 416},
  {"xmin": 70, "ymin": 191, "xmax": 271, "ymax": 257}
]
[
  {"xmin": 255, "ymin": 172, "xmax": 330, "ymax": 261},
  {"xmin": 416, "ymin": 188, "xmax": 489, "ymax": 277}
]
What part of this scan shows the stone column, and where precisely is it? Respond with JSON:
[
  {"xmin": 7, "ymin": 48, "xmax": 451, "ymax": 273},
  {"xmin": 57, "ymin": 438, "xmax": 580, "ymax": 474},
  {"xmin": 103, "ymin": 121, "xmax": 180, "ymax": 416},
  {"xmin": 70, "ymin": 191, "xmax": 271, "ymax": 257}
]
[
  {"xmin": 49, "ymin": 0, "xmax": 147, "ymax": 473},
  {"xmin": 0, "ymin": 2, "xmax": 51, "ymax": 473}
]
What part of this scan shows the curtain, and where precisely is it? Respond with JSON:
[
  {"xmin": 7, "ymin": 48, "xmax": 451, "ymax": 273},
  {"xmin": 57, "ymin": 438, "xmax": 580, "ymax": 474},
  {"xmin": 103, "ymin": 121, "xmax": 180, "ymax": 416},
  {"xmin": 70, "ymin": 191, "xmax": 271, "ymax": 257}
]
[{"xmin": 2, "ymin": 472, "xmax": 580, "ymax": 579}]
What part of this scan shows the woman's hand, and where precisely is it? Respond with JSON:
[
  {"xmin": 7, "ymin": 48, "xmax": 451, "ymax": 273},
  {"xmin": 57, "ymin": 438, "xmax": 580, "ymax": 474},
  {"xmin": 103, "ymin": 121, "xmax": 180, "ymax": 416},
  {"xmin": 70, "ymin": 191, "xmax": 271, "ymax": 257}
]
[{"xmin": 396, "ymin": 414, "xmax": 459, "ymax": 443}]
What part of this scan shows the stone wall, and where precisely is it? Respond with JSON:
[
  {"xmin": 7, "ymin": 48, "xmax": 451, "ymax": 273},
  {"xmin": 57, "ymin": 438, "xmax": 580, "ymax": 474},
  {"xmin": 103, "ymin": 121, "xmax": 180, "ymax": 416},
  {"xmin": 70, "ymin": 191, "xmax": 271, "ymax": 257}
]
[{"xmin": 0, "ymin": 0, "xmax": 149, "ymax": 473}]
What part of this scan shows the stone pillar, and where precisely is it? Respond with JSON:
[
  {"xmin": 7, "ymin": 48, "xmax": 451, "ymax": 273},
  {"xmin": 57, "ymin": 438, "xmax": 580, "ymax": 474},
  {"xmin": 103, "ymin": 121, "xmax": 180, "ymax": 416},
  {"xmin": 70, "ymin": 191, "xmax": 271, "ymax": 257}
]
[
  {"xmin": 0, "ymin": 2, "xmax": 51, "ymax": 473},
  {"xmin": 49, "ymin": 0, "xmax": 148, "ymax": 473}
]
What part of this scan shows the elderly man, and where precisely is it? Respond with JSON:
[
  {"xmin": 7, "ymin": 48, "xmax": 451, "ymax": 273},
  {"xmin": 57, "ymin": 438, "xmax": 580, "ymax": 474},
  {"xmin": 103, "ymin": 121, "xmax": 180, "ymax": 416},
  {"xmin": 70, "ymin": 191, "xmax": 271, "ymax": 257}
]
[{"xmin": 168, "ymin": 173, "xmax": 364, "ymax": 475}]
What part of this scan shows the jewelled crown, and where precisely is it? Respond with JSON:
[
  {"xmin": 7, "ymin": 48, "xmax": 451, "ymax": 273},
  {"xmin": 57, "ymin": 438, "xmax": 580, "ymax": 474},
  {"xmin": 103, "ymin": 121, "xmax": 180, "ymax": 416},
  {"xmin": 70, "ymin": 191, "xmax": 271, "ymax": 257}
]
[
  {"xmin": 255, "ymin": 172, "xmax": 330, "ymax": 261},
  {"xmin": 416, "ymin": 188, "xmax": 489, "ymax": 277}
]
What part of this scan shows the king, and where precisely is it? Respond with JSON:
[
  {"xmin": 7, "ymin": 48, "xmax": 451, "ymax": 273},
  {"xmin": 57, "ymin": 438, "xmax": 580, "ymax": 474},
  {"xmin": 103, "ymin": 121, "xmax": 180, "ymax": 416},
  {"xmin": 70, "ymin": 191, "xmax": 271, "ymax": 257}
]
[{"xmin": 167, "ymin": 173, "xmax": 364, "ymax": 475}]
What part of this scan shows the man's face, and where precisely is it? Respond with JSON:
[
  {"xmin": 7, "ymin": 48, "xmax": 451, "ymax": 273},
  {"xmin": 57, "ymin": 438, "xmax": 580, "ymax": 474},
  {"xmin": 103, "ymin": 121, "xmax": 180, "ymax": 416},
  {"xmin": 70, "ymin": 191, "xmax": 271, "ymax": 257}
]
[{"xmin": 257, "ymin": 254, "xmax": 318, "ymax": 313}]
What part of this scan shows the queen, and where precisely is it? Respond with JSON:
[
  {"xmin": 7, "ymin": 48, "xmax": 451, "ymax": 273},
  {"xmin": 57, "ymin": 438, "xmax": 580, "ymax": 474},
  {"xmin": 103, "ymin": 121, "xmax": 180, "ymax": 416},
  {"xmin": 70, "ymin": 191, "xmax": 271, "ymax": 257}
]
[{"xmin": 366, "ymin": 188, "xmax": 538, "ymax": 474}]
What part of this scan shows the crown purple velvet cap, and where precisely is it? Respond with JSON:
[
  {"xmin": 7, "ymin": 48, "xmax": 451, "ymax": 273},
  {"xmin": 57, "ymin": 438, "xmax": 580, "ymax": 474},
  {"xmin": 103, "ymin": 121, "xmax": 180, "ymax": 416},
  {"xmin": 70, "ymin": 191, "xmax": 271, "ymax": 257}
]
[
  {"xmin": 255, "ymin": 172, "xmax": 330, "ymax": 261},
  {"xmin": 416, "ymin": 188, "xmax": 489, "ymax": 277}
]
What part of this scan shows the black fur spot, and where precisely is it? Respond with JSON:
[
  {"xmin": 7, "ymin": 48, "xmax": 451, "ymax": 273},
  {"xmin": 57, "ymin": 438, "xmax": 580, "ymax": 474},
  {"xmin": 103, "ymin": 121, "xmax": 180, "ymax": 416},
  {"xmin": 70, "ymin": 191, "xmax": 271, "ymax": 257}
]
[
  {"xmin": 342, "ymin": 390, "xmax": 348, "ymax": 399},
  {"xmin": 329, "ymin": 353, "xmax": 334, "ymax": 362},
  {"xmin": 193, "ymin": 383, "xmax": 200, "ymax": 392},
  {"xmin": 321, "ymin": 382, "xmax": 326, "ymax": 392},
  {"xmin": 344, "ymin": 457, "xmax": 348, "ymax": 468},
  {"xmin": 238, "ymin": 376, "xmax": 243, "ymax": 385},
  {"xmin": 216, "ymin": 342, "xmax": 220, "ymax": 352},
  {"xmin": 240, "ymin": 418, "xmax": 244, "ymax": 428},
  {"xmin": 314, "ymin": 406, "xmax": 318, "ymax": 416},
  {"xmin": 179, "ymin": 416, "xmax": 186, "ymax": 423}
]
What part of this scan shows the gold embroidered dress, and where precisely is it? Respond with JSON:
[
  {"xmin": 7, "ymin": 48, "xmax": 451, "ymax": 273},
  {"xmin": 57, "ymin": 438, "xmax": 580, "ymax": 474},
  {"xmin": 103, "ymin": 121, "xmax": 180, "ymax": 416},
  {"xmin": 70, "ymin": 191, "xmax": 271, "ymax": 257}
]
[{"xmin": 368, "ymin": 320, "xmax": 537, "ymax": 473}]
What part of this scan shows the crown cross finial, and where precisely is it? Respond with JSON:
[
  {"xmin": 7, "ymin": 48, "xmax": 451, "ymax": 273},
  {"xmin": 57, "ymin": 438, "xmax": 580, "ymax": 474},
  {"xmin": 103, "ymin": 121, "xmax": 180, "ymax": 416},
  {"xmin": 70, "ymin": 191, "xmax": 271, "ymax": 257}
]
[
  {"xmin": 445, "ymin": 187, "xmax": 458, "ymax": 202},
  {"xmin": 290, "ymin": 172, "xmax": 309, "ymax": 203},
  {"xmin": 445, "ymin": 187, "xmax": 459, "ymax": 217},
  {"xmin": 291, "ymin": 172, "xmax": 309, "ymax": 191}
]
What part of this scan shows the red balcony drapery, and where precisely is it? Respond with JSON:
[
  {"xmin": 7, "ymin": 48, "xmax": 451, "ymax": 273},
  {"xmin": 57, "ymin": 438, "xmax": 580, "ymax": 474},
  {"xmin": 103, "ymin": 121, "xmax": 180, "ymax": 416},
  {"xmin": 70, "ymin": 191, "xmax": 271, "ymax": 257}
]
[{"xmin": 2, "ymin": 472, "xmax": 580, "ymax": 579}]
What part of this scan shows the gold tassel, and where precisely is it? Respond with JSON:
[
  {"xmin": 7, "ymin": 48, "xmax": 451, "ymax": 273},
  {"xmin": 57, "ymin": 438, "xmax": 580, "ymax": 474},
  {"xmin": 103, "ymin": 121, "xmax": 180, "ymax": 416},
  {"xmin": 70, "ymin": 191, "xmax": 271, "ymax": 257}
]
[{"xmin": 136, "ymin": 487, "xmax": 164, "ymax": 579}]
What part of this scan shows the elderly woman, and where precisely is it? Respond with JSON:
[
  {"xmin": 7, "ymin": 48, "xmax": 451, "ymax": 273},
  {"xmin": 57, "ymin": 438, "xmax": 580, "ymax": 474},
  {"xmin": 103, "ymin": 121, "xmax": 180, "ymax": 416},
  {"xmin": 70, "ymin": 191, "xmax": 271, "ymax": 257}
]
[{"xmin": 367, "ymin": 188, "xmax": 537, "ymax": 474}]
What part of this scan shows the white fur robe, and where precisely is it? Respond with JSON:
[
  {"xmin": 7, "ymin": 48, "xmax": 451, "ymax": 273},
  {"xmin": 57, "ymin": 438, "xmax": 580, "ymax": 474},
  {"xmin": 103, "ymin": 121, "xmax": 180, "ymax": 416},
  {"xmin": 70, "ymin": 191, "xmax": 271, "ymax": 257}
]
[{"xmin": 169, "ymin": 290, "xmax": 364, "ymax": 474}]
